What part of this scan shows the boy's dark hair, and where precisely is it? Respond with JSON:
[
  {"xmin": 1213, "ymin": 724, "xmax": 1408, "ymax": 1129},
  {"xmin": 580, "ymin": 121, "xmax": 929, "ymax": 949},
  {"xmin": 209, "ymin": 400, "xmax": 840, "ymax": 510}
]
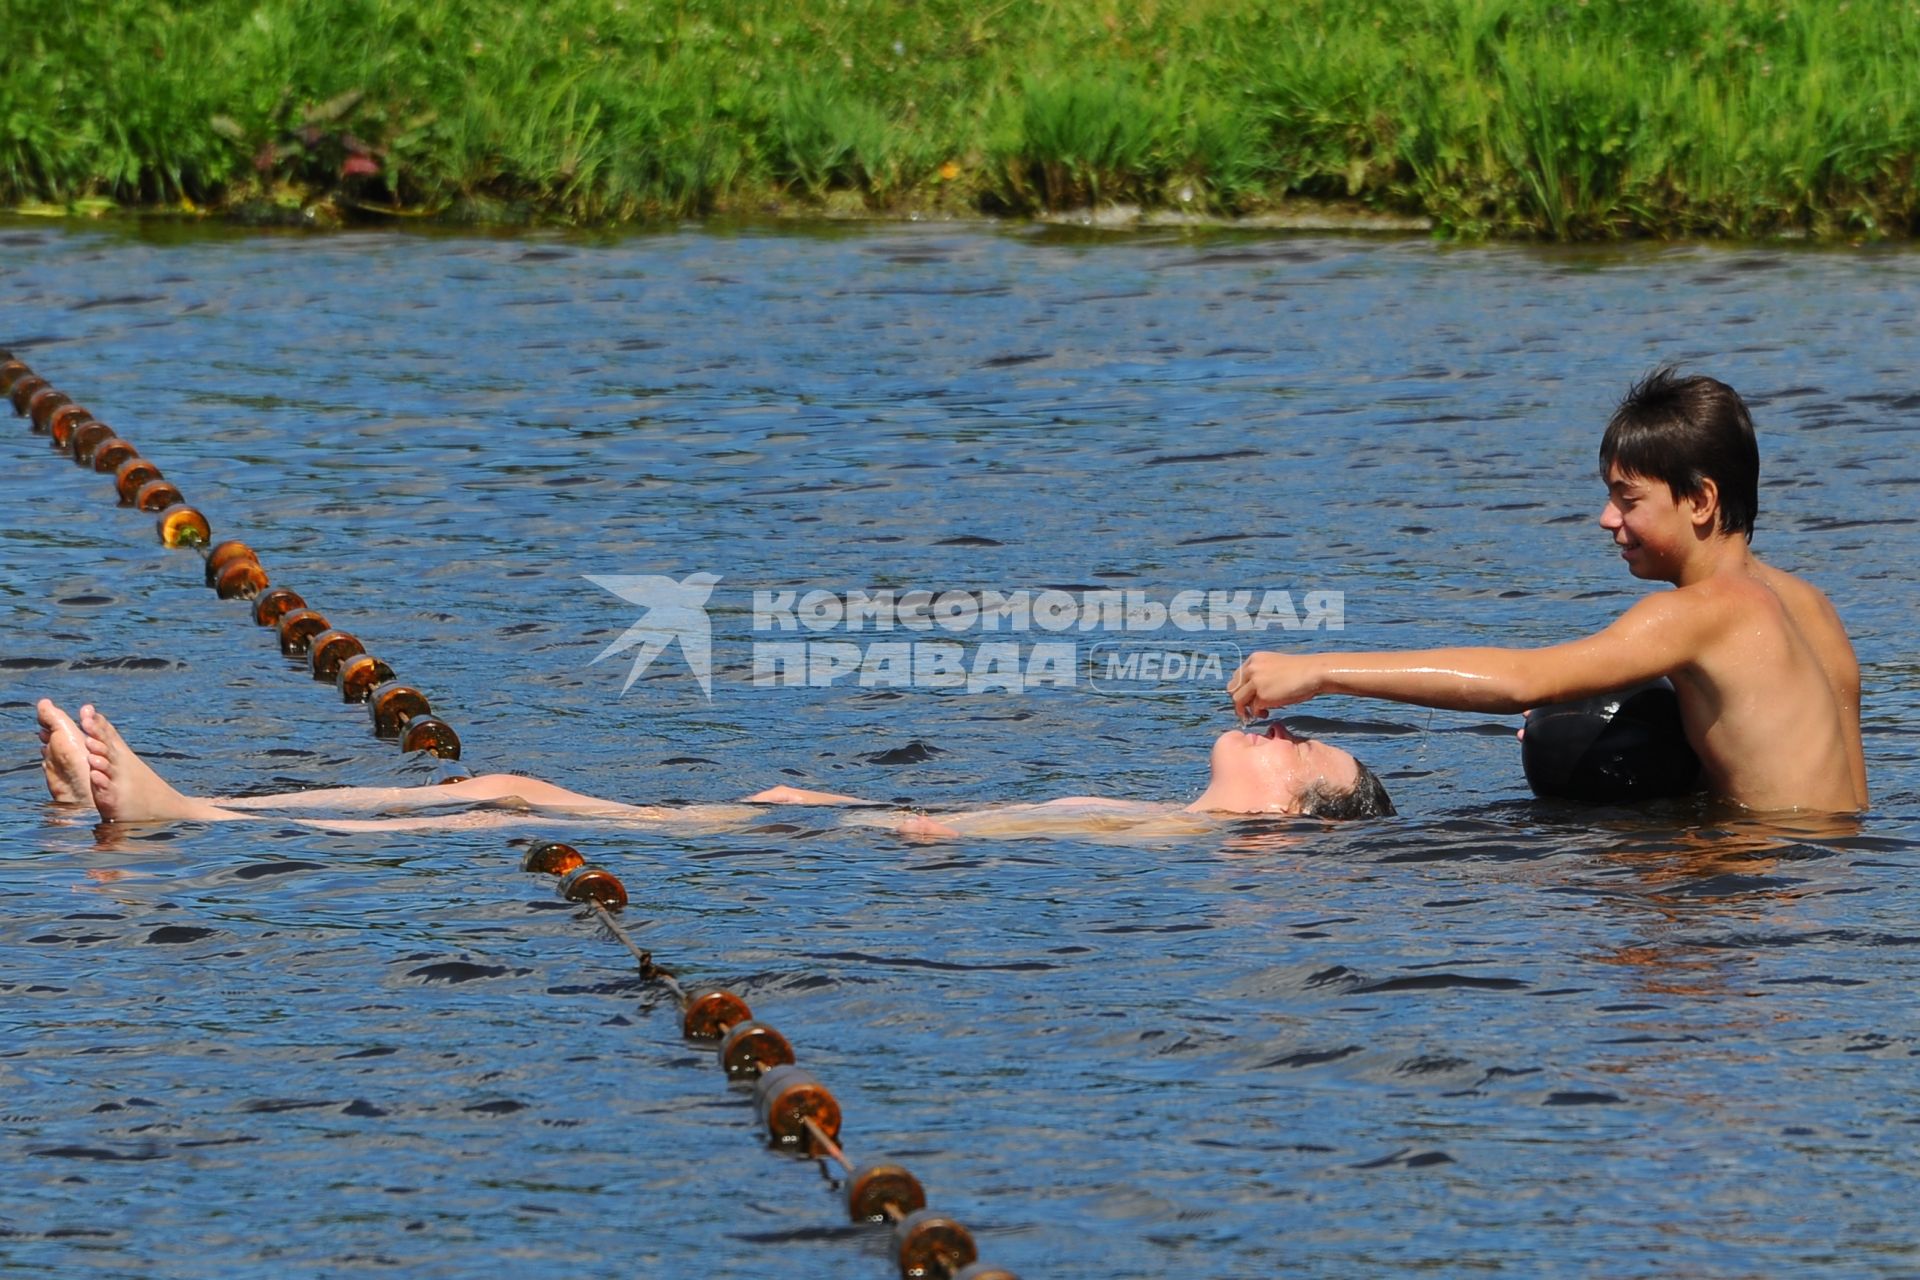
[
  {"xmin": 1298, "ymin": 759, "xmax": 1395, "ymax": 820},
  {"xmin": 1599, "ymin": 368, "xmax": 1759, "ymax": 541}
]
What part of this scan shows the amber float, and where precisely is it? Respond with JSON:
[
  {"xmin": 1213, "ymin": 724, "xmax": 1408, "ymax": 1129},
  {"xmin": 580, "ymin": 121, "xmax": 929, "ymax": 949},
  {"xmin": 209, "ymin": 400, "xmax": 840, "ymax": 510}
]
[
  {"xmin": 894, "ymin": 1211, "xmax": 978, "ymax": 1280},
  {"xmin": 521, "ymin": 841, "xmax": 585, "ymax": 875},
  {"xmin": 558, "ymin": 866, "xmax": 628, "ymax": 911},
  {"xmin": 307, "ymin": 629, "xmax": 365, "ymax": 680},
  {"xmin": 681, "ymin": 988, "xmax": 753, "ymax": 1041},
  {"xmin": 156, "ymin": 506, "xmax": 212, "ymax": 548},
  {"xmin": 276, "ymin": 608, "xmax": 331, "ymax": 656},
  {"xmin": 133, "ymin": 479, "xmax": 184, "ymax": 512},
  {"xmin": 847, "ymin": 1163, "xmax": 927, "ymax": 1224}
]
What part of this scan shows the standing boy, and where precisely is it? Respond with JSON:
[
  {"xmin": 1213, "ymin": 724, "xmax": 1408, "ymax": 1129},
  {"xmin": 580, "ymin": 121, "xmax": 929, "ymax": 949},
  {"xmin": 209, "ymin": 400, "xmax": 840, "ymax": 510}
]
[{"xmin": 1227, "ymin": 369, "xmax": 1867, "ymax": 813}]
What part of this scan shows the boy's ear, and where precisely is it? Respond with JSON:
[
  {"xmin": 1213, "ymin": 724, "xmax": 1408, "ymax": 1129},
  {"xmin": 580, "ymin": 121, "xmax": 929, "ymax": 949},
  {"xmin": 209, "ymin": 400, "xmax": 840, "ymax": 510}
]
[{"xmin": 1686, "ymin": 476, "xmax": 1721, "ymax": 530}]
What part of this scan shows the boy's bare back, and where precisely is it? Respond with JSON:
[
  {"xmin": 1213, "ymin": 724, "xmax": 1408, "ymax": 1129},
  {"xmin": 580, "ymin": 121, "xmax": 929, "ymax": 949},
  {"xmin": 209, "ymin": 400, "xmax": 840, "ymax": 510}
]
[{"xmin": 1669, "ymin": 561, "xmax": 1865, "ymax": 812}]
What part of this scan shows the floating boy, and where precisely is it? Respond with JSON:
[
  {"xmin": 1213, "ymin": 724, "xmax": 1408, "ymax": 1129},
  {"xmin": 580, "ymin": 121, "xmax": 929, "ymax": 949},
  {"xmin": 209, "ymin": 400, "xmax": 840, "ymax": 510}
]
[{"xmin": 37, "ymin": 698, "xmax": 1393, "ymax": 840}]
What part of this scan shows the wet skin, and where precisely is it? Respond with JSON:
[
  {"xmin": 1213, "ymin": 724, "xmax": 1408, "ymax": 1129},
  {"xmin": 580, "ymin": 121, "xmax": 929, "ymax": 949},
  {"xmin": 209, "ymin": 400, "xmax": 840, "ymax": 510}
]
[
  {"xmin": 41, "ymin": 700, "xmax": 1365, "ymax": 838},
  {"xmin": 1228, "ymin": 465, "xmax": 1866, "ymax": 814}
]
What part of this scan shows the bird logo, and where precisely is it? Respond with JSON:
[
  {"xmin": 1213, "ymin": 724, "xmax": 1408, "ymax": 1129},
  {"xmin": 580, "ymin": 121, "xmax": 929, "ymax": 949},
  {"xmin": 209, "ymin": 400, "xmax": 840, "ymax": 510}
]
[{"xmin": 585, "ymin": 572, "xmax": 722, "ymax": 699}]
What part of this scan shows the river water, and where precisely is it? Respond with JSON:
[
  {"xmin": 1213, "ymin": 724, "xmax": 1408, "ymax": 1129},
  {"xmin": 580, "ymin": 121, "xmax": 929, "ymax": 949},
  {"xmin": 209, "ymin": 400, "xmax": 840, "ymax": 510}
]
[{"xmin": 3, "ymin": 220, "xmax": 1918, "ymax": 1279}]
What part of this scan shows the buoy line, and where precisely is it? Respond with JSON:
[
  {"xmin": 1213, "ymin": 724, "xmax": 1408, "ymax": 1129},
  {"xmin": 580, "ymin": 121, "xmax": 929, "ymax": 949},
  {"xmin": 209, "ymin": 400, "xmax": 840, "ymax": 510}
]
[{"xmin": 5, "ymin": 350, "xmax": 1020, "ymax": 1280}]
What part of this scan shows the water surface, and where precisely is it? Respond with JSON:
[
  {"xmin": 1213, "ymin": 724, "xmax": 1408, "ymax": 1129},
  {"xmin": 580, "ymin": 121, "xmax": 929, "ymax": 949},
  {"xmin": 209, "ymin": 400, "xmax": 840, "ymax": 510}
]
[{"xmin": 3, "ymin": 221, "xmax": 1918, "ymax": 1278}]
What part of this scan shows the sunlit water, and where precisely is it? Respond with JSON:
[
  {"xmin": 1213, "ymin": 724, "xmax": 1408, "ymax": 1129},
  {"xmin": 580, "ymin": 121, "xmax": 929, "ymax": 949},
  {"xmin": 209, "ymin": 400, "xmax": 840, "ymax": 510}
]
[{"xmin": 3, "ymin": 220, "xmax": 1918, "ymax": 1279}]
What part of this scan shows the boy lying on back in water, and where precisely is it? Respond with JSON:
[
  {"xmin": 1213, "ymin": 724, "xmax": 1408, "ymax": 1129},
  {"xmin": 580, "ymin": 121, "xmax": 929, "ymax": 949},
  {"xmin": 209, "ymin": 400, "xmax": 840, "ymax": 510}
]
[
  {"xmin": 1228, "ymin": 369, "xmax": 1868, "ymax": 814},
  {"xmin": 37, "ymin": 698, "xmax": 1393, "ymax": 840}
]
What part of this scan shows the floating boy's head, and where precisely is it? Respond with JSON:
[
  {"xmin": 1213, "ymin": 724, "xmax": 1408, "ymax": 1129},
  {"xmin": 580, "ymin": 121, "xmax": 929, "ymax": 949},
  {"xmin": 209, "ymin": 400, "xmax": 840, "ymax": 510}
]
[
  {"xmin": 1599, "ymin": 368, "xmax": 1759, "ymax": 543},
  {"xmin": 1192, "ymin": 724, "xmax": 1396, "ymax": 819}
]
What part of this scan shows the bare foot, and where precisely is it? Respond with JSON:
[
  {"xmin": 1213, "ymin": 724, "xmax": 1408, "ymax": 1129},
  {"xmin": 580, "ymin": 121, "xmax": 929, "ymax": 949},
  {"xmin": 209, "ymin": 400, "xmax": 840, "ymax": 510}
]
[
  {"xmin": 38, "ymin": 699, "xmax": 93, "ymax": 807},
  {"xmin": 79, "ymin": 704, "xmax": 242, "ymax": 824}
]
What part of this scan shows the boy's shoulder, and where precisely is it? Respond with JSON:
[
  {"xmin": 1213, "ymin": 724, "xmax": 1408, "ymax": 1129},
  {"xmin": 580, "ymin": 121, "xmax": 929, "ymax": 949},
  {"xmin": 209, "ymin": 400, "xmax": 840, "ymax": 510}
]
[
  {"xmin": 1626, "ymin": 560, "xmax": 1851, "ymax": 673},
  {"xmin": 1664, "ymin": 558, "xmax": 1838, "ymax": 623},
  {"xmin": 1663, "ymin": 559, "xmax": 1859, "ymax": 687},
  {"xmin": 1749, "ymin": 560, "xmax": 1844, "ymax": 622}
]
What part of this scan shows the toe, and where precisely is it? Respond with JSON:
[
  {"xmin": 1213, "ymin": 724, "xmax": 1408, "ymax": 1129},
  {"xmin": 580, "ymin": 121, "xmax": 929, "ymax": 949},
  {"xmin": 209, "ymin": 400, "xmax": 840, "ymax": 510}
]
[
  {"xmin": 83, "ymin": 705, "xmax": 125, "ymax": 755},
  {"xmin": 39, "ymin": 698, "xmax": 76, "ymax": 736}
]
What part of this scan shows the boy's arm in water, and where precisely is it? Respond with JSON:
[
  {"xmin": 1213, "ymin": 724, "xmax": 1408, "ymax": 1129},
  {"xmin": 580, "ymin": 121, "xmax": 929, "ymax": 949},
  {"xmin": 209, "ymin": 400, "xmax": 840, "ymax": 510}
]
[{"xmin": 1229, "ymin": 591, "xmax": 1709, "ymax": 718}]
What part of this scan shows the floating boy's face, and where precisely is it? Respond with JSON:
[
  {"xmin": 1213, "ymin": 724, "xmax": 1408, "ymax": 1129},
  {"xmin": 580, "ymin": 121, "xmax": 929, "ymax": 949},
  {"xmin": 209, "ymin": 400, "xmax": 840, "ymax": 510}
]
[
  {"xmin": 1203, "ymin": 723, "xmax": 1362, "ymax": 813},
  {"xmin": 1599, "ymin": 463, "xmax": 1707, "ymax": 581}
]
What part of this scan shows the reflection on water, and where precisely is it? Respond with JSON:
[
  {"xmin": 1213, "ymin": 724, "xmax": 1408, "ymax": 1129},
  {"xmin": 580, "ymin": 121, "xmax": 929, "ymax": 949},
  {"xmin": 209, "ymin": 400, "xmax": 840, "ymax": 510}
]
[{"xmin": 3, "ymin": 221, "xmax": 1918, "ymax": 1278}]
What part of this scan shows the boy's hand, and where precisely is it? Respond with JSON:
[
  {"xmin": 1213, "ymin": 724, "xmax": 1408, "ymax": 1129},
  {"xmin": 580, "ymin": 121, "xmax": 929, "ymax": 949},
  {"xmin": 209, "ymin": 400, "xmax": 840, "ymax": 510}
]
[{"xmin": 1228, "ymin": 651, "xmax": 1321, "ymax": 719}]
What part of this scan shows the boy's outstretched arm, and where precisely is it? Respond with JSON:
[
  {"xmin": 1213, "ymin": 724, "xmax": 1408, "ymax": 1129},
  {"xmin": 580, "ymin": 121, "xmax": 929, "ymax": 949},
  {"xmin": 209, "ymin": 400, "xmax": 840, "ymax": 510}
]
[{"xmin": 1228, "ymin": 593, "xmax": 1711, "ymax": 718}]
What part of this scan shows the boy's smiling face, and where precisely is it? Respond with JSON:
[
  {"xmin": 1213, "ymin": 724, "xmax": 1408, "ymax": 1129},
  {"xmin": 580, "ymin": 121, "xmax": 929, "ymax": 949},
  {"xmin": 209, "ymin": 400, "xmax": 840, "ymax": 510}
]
[{"xmin": 1600, "ymin": 463, "xmax": 1710, "ymax": 581}]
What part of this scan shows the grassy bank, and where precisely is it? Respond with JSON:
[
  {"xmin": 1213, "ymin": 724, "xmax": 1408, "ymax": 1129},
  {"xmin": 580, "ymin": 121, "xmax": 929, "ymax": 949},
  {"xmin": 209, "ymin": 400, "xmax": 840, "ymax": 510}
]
[{"xmin": 4, "ymin": 0, "xmax": 1917, "ymax": 238}]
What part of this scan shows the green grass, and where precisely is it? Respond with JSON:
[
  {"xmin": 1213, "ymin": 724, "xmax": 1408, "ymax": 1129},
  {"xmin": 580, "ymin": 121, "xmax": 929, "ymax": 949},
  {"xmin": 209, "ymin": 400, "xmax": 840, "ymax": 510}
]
[{"xmin": 2, "ymin": 0, "xmax": 1916, "ymax": 238}]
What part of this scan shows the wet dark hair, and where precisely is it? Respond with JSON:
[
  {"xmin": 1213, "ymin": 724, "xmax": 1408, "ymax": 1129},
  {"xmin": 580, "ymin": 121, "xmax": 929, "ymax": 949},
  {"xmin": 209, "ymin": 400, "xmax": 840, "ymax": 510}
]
[
  {"xmin": 1599, "ymin": 367, "xmax": 1759, "ymax": 541},
  {"xmin": 1298, "ymin": 759, "xmax": 1395, "ymax": 820}
]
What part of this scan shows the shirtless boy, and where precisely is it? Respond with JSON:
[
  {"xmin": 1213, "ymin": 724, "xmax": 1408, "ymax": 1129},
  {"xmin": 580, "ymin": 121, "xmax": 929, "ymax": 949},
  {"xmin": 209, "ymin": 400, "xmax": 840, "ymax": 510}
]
[
  {"xmin": 36, "ymin": 698, "xmax": 1393, "ymax": 839},
  {"xmin": 1228, "ymin": 369, "xmax": 1867, "ymax": 814}
]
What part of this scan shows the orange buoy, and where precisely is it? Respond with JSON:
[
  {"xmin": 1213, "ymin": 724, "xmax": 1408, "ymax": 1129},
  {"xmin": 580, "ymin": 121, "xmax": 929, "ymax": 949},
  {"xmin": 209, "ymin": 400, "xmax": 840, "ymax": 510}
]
[
  {"xmin": 276, "ymin": 608, "xmax": 331, "ymax": 656},
  {"xmin": 369, "ymin": 683, "xmax": 430, "ymax": 735},
  {"xmin": 681, "ymin": 988, "xmax": 753, "ymax": 1041},
  {"xmin": 114, "ymin": 457, "xmax": 163, "ymax": 504},
  {"xmin": 0, "ymin": 360, "xmax": 29, "ymax": 395},
  {"xmin": 89, "ymin": 437, "xmax": 137, "ymax": 473},
  {"xmin": 252, "ymin": 587, "xmax": 305, "ymax": 627},
  {"xmin": 335, "ymin": 653, "xmax": 395, "ymax": 703},
  {"xmin": 7, "ymin": 373, "xmax": 48, "ymax": 413},
  {"xmin": 203, "ymin": 540, "xmax": 257, "ymax": 587},
  {"xmin": 847, "ymin": 1163, "xmax": 927, "ymax": 1224},
  {"xmin": 133, "ymin": 478, "xmax": 183, "ymax": 511},
  {"xmin": 894, "ymin": 1211, "xmax": 978, "ymax": 1280},
  {"xmin": 399, "ymin": 716, "xmax": 461, "ymax": 760},
  {"xmin": 307, "ymin": 628, "xmax": 365, "ymax": 680},
  {"xmin": 27, "ymin": 388, "xmax": 72, "ymax": 432},
  {"xmin": 558, "ymin": 865, "xmax": 628, "ymax": 910},
  {"xmin": 752, "ymin": 1065, "xmax": 842, "ymax": 1151},
  {"xmin": 215, "ymin": 559, "xmax": 270, "ymax": 600},
  {"xmin": 521, "ymin": 841, "xmax": 585, "ymax": 876},
  {"xmin": 48, "ymin": 404, "xmax": 93, "ymax": 447},
  {"xmin": 719, "ymin": 1020, "xmax": 796, "ymax": 1081},
  {"xmin": 71, "ymin": 421, "xmax": 118, "ymax": 465},
  {"xmin": 156, "ymin": 506, "xmax": 212, "ymax": 548}
]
